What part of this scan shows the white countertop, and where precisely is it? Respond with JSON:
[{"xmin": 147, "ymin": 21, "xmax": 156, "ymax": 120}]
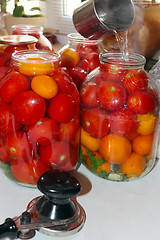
[{"xmin": 0, "ymin": 162, "xmax": 160, "ymax": 240}]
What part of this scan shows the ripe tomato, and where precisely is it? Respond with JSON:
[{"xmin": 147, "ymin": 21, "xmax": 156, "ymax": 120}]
[
  {"xmin": 123, "ymin": 70, "xmax": 148, "ymax": 93},
  {"xmin": 11, "ymin": 90, "xmax": 46, "ymax": 125},
  {"xmin": 28, "ymin": 117, "xmax": 60, "ymax": 145},
  {"xmin": 61, "ymin": 48, "xmax": 80, "ymax": 67},
  {"xmin": 5, "ymin": 131, "xmax": 37, "ymax": 160},
  {"xmin": 0, "ymin": 138, "xmax": 10, "ymax": 162},
  {"xmin": 66, "ymin": 66, "xmax": 88, "ymax": 89},
  {"xmin": 0, "ymin": 53, "xmax": 8, "ymax": 66},
  {"xmin": 81, "ymin": 108, "xmax": 109, "ymax": 138},
  {"xmin": 100, "ymin": 62, "xmax": 126, "ymax": 82},
  {"xmin": 48, "ymin": 93, "xmax": 76, "ymax": 123},
  {"xmin": 127, "ymin": 91, "xmax": 156, "ymax": 114},
  {"xmin": 10, "ymin": 156, "xmax": 50, "ymax": 185},
  {"xmin": 0, "ymin": 102, "xmax": 22, "ymax": 133},
  {"xmin": 4, "ymin": 44, "xmax": 30, "ymax": 59},
  {"xmin": 0, "ymin": 71, "xmax": 30, "ymax": 103},
  {"xmin": 109, "ymin": 107, "xmax": 138, "ymax": 137},
  {"xmin": 81, "ymin": 52, "xmax": 100, "ymax": 73},
  {"xmin": 80, "ymin": 82, "xmax": 99, "ymax": 108},
  {"xmin": 39, "ymin": 141, "xmax": 70, "ymax": 167},
  {"xmin": 76, "ymin": 42, "xmax": 99, "ymax": 58},
  {"xmin": 0, "ymin": 66, "xmax": 10, "ymax": 79},
  {"xmin": 60, "ymin": 148, "xmax": 78, "ymax": 171},
  {"xmin": 97, "ymin": 81, "xmax": 127, "ymax": 111}
]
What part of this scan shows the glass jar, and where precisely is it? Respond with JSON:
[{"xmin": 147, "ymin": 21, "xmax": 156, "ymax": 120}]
[
  {"xmin": 0, "ymin": 35, "xmax": 37, "ymax": 79},
  {"xmin": 80, "ymin": 52, "xmax": 159, "ymax": 182},
  {"xmin": 12, "ymin": 25, "xmax": 54, "ymax": 52},
  {"xmin": 59, "ymin": 33, "xmax": 102, "ymax": 89},
  {"xmin": 0, "ymin": 50, "xmax": 80, "ymax": 187}
]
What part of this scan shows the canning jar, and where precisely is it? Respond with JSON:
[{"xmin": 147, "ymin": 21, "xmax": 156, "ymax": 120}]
[
  {"xmin": 12, "ymin": 25, "xmax": 54, "ymax": 51},
  {"xmin": 0, "ymin": 35, "xmax": 37, "ymax": 78},
  {"xmin": 59, "ymin": 33, "xmax": 102, "ymax": 89},
  {"xmin": 80, "ymin": 52, "xmax": 159, "ymax": 181},
  {"xmin": 0, "ymin": 50, "xmax": 80, "ymax": 186}
]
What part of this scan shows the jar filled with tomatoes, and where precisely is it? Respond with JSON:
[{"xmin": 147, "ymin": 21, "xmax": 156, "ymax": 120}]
[
  {"xmin": 12, "ymin": 25, "xmax": 54, "ymax": 51},
  {"xmin": 80, "ymin": 52, "xmax": 159, "ymax": 181},
  {"xmin": 0, "ymin": 35, "xmax": 37, "ymax": 79},
  {"xmin": 0, "ymin": 50, "xmax": 80, "ymax": 186},
  {"xmin": 59, "ymin": 33, "xmax": 102, "ymax": 89}
]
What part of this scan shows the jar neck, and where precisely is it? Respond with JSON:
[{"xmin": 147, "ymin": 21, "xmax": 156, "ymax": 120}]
[
  {"xmin": 67, "ymin": 33, "xmax": 101, "ymax": 46},
  {"xmin": 12, "ymin": 25, "xmax": 43, "ymax": 35}
]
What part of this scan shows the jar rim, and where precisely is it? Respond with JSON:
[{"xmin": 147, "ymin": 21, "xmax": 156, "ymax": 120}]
[
  {"xmin": 12, "ymin": 50, "xmax": 60, "ymax": 63},
  {"xmin": 0, "ymin": 35, "xmax": 38, "ymax": 45},
  {"xmin": 99, "ymin": 52, "xmax": 146, "ymax": 67},
  {"xmin": 12, "ymin": 24, "xmax": 43, "ymax": 33},
  {"xmin": 67, "ymin": 33, "xmax": 100, "ymax": 44}
]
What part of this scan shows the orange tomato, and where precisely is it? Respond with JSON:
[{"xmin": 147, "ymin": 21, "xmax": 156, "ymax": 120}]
[
  {"xmin": 137, "ymin": 114, "xmax": 157, "ymax": 135},
  {"xmin": 99, "ymin": 134, "xmax": 132, "ymax": 164},
  {"xmin": 61, "ymin": 48, "xmax": 80, "ymax": 67},
  {"xmin": 81, "ymin": 127, "xmax": 100, "ymax": 152},
  {"xmin": 31, "ymin": 75, "xmax": 58, "ymax": 99},
  {"xmin": 121, "ymin": 152, "xmax": 146, "ymax": 178},
  {"xmin": 132, "ymin": 134, "xmax": 153, "ymax": 156}
]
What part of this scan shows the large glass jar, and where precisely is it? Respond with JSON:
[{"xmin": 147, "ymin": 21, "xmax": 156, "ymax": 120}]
[
  {"xmin": 80, "ymin": 52, "xmax": 159, "ymax": 181},
  {"xmin": 0, "ymin": 35, "xmax": 37, "ymax": 79},
  {"xmin": 0, "ymin": 50, "xmax": 80, "ymax": 186},
  {"xmin": 59, "ymin": 33, "xmax": 102, "ymax": 89},
  {"xmin": 12, "ymin": 25, "xmax": 54, "ymax": 52}
]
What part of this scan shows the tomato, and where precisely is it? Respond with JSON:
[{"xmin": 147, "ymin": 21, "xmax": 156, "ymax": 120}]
[
  {"xmin": 0, "ymin": 102, "xmax": 22, "ymax": 133},
  {"xmin": 109, "ymin": 107, "xmax": 138, "ymax": 137},
  {"xmin": 81, "ymin": 52, "xmax": 100, "ymax": 72},
  {"xmin": 5, "ymin": 131, "xmax": 37, "ymax": 160},
  {"xmin": 39, "ymin": 141, "xmax": 70, "ymax": 167},
  {"xmin": 0, "ymin": 53, "xmax": 8, "ymax": 66},
  {"xmin": 4, "ymin": 44, "xmax": 30, "ymax": 59},
  {"xmin": 60, "ymin": 148, "xmax": 78, "ymax": 171},
  {"xmin": 50, "ymin": 68, "xmax": 75, "ymax": 94},
  {"xmin": 0, "ymin": 66, "xmax": 10, "ymax": 79},
  {"xmin": 97, "ymin": 81, "xmax": 127, "ymax": 111},
  {"xmin": 0, "ymin": 138, "xmax": 10, "ymax": 162},
  {"xmin": 81, "ymin": 108, "xmax": 109, "ymax": 138},
  {"xmin": 100, "ymin": 62, "xmax": 126, "ymax": 82},
  {"xmin": 66, "ymin": 66, "xmax": 88, "ymax": 89},
  {"xmin": 76, "ymin": 42, "xmax": 99, "ymax": 58},
  {"xmin": 28, "ymin": 117, "xmax": 60, "ymax": 145},
  {"xmin": 123, "ymin": 70, "xmax": 148, "ymax": 93},
  {"xmin": 61, "ymin": 48, "xmax": 80, "ymax": 67},
  {"xmin": 10, "ymin": 156, "xmax": 50, "ymax": 184},
  {"xmin": 0, "ymin": 71, "xmax": 30, "ymax": 103},
  {"xmin": 48, "ymin": 93, "xmax": 76, "ymax": 123},
  {"xmin": 11, "ymin": 90, "xmax": 46, "ymax": 125},
  {"xmin": 127, "ymin": 91, "xmax": 156, "ymax": 114},
  {"xmin": 80, "ymin": 82, "xmax": 99, "ymax": 108}
]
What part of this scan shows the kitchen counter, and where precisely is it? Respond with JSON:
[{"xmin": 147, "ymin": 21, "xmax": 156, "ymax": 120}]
[{"xmin": 0, "ymin": 162, "xmax": 160, "ymax": 240}]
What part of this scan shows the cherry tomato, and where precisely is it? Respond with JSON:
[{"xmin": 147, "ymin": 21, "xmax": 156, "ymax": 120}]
[
  {"xmin": 48, "ymin": 93, "xmax": 76, "ymax": 123},
  {"xmin": 80, "ymin": 82, "xmax": 99, "ymax": 108},
  {"xmin": 109, "ymin": 107, "xmax": 138, "ymax": 137},
  {"xmin": 28, "ymin": 117, "xmax": 60, "ymax": 145},
  {"xmin": 97, "ymin": 81, "xmax": 127, "ymax": 111},
  {"xmin": 61, "ymin": 48, "xmax": 80, "ymax": 67},
  {"xmin": 127, "ymin": 91, "xmax": 156, "ymax": 114},
  {"xmin": 11, "ymin": 90, "xmax": 46, "ymax": 125},
  {"xmin": 4, "ymin": 44, "xmax": 30, "ymax": 59},
  {"xmin": 100, "ymin": 62, "xmax": 126, "ymax": 82},
  {"xmin": 0, "ymin": 71, "xmax": 30, "ymax": 103},
  {"xmin": 123, "ymin": 70, "xmax": 148, "ymax": 93},
  {"xmin": 81, "ymin": 108, "xmax": 109, "ymax": 138},
  {"xmin": 0, "ymin": 102, "xmax": 22, "ymax": 133},
  {"xmin": 0, "ymin": 53, "xmax": 8, "ymax": 66},
  {"xmin": 5, "ymin": 131, "xmax": 37, "ymax": 160},
  {"xmin": 0, "ymin": 66, "xmax": 10, "ymax": 79},
  {"xmin": 81, "ymin": 52, "xmax": 100, "ymax": 73},
  {"xmin": 10, "ymin": 156, "xmax": 50, "ymax": 184},
  {"xmin": 60, "ymin": 148, "xmax": 78, "ymax": 171},
  {"xmin": 76, "ymin": 42, "xmax": 99, "ymax": 58},
  {"xmin": 66, "ymin": 66, "xmax": 88, "ymax": 89},
  {"xmin": 0, "ymin": 138, "xmax": 10, "ymax": 162},
  {"xmin": 39, "ymin": 141, "xmax": 70, "ymax": 167}
]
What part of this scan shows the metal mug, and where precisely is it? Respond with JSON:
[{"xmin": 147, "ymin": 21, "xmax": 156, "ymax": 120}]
[{"xmin": 73, "ymin": 0, "xmax": 135, "ymax": 40}]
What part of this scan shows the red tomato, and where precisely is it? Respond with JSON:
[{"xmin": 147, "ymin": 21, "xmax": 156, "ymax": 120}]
[
  {"xmin": 11, "ymin": 90, "xmax": 46, "ymax": 125},
  {"xmin": 0, "ymin": 102, "xmax": 22, "ymax": 133},
  {"xmin": 81, "ymin": 108, "xmax": 109, "ymax": 138},
  {"xmin": 80, "ymin": 82, "xmax": 99, "ymax": 108},
  {"xmin": 66, "ymin": 66, "xmax": 88, "ymax": 89},
  {"xmin": 0, "ymin": 53, "xmax": 8, "ymax": 66},
  {"xmin": 81, "ymin": 52, "xmax": 100, "ymax": 73},
  {"xmin": 10, "ymin": 156, "xmax": 50, "ymax": 185},
  {"xmin": 60, "ymin": 148, "xmax": 78, "ymax": 171},
  {"xmin": 4, "ymin": 44, "xmax": 30, "ymax": 59},
  {"xmin": 76, "ymin": 43, "xmax": 99, "ymax": 58},
  {"xmin": 97, "ymin": 81, "xmax": 127, "ymax": 111},
  {"xmin": 109, "ymin": 107, "xmax": 138, "ymax": 137},
  {"xmin": 0, "ymin": 66, "xmax": 10, "ymax": 79},
  {"xmin": 123, "ymin": 70, "xmax": 148, "ymax": 93},
  {"xmin": 100, "ymin": 62, "xmax": 126, "ymax": 82},
  {"xmin": 50, "ymin": 68, "xmax": 75, "ymax": 94},
  {"xmin": 5, "ymin": 131, "xmax": 37, "ymax": 160},
  {"xmin": 0, "ymin": 138, "xmax": 10, "ymax": 162},
  {"xmin": 0, "ymin": 71, "xmax": 30, "ymax": 103},
  {"xmin": 39, "ymin": 141, "xmax": 70, "ymax": 167},
  {"xmin": 27, "ymin": 117, "xmax": 60, "ymax": 145},
  {"xmin": 48, "ymin": 93, "xmax": 76, "ymax": 123},
  {"xmin": 127, "ymin": 91, "xmax": 156, "ymax": 114}
]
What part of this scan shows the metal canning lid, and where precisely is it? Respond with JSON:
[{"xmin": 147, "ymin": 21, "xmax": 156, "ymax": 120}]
[{"xmin": 0, "ymin": 35, "xmax": 38, "ymax": 45}]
